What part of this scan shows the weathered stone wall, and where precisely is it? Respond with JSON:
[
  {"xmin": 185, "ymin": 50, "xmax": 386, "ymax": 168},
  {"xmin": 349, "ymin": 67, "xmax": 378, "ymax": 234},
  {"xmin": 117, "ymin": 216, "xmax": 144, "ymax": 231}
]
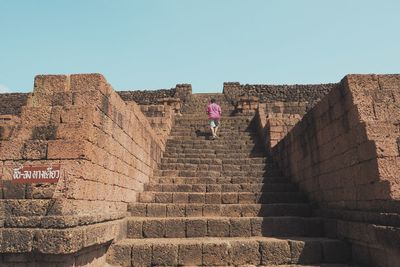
[
  {"xmin": 255, "ymin": 102, "xmax": 305, "ymax": 151},
  {"xmin": 256, "ymin": 105, "xmax": 300, "ymax": 151},
  {"xmin": 0, "ymin": 93, "xmax": 29, "ymax": 115},
  {"xmin": 0, "ymin": 74, "xmax": 165, "ymax": 259},
  {"xmin": 224, "ymin": 82, "xmax": 337, "ymax": 111},
  {"xmin": 118, "ymin": 88, "xmax": 176, "ymax": 104},
  {"xmin": 139, "ymin": 103, "xmax": 177, "ymax": 148},
  {"xmin": 271, "ymin": 74, "xmax": 400, "ymax": 267},
  {"xmin": 174, "ymin": 83, "xmax": 192, "ymax": 102}
]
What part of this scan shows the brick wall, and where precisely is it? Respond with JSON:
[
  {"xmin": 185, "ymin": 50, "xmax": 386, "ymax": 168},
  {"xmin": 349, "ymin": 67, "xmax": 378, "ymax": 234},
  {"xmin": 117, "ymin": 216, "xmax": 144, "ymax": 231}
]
[
  {"xmin": 271, "ymin": 74, "xmax": 400, "ymax": 267},
  {"xmin": 0, "ymin": 74, "xmax": 165, "ymax": 256}
]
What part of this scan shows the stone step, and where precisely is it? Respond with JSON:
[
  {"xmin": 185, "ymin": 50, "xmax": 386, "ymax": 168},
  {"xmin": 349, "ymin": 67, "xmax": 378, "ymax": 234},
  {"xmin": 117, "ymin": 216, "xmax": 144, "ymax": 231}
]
[
  {"xmin": 107, "ymin": 236, "xmax": 351, "ymax": 266},
  {"xmin": 128, "ymin": 203, "xmax": 312, "ymax": 217},
  {"xmin": 175, "ymin": 116, "xmax": 253, "ymax": 121},
  {"xmin": 166, "ymin": 143, "xmax": 264, "ymax": 149},
  {"xmin": 167, "ymin": 136, "xmax": 263, "ymax": 141},
  {"xmin": 171, "ymin": 127, "xmax": 257, "ymax": 132},
  {"xmin": 176, "ymin": 117, "xmax": 252, "ymax": 123},
  {"xmin": 152, "ymin": 176, "xmax": 289, "ymax": 184},
  {"xmin": 163, "ymin": 147, "xmax": 265, "ymax": 153},
  {"xmin": 173, "ymin": 125, "xmax": 255, "ymax": 130},
  {"xmin": 171, "ymin": 125, "xmax": 256, "ymax": 130},
  {"xmin": 161, "ymin": 152, "xmax": 266, "ymax": 159},
  {"xmin": 175, "ymin": 121, "xmax": 255, "ymax": 126},
  {"xmin": 138, "ymin": 192, "xmax": 307, "ymax": 204},
  {"xmin": 166, "ymin": 137, "xmax": 260, "ymax": 145},
  {"xmin": 171, "ymin": 129, "xmax": 256, "ymax": 134},
  {"xmin": 125, "ymin": 216, "xmax": 324, "ymax": 239},
  {"xmin": 156, "ymin": 169, "xmax": 281, "ymax": 177},
  {"xmin": 160, "ymin": 157, "xmax": 270, "ymax": 164},
  {"xmin": 170, "ymin": 132, "xmax": 258, "ymax": 137},
  {"xmin": 167, "ymin": 137, "xmax": 258, "ymax": 144},
  {"xmin": 164, "ymin": 146, "xmax": 264, "ymax": 154},
  {"xmin": 172, "ymin": 125, "xmax": 256, "ymax": 131},
  {"xmin": 158, "ymin": 163, "xmax": 271, "ymax": 172},
  {"xmin": 167, "ymin": 136, "xmax": 260, "ymax": 142},
  {"xmin": 144, "ymin": 183, "xmax": 297, "ymax": 193}
]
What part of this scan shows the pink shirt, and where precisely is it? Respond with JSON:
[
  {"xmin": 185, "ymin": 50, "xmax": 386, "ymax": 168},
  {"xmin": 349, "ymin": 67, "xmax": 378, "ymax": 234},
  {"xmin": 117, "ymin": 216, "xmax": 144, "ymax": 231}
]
[{"xmin": 206, "ymin": 103, "xmax": 221, "ymax": 119}]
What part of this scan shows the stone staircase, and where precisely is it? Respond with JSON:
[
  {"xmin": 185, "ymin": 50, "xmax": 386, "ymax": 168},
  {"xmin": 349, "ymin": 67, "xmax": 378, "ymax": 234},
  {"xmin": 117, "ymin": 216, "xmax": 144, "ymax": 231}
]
[{"xmin": 106, "ymin": 94, "xmax": 353, "ymax": 266}]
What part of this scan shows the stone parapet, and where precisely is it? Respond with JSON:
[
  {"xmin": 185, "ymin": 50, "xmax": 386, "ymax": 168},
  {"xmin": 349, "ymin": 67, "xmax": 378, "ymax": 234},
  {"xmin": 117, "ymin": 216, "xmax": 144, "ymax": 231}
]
[
  {"xmin": 174, "ymin": 83, "xmax": 192, "ymax": 102},
  {"xmin": 118, "ymin": 88, "xmax": 176, "ymax": 105},
  {"xmin": 223, "ymin": 82, "xmax": 336, "ymax": 112}
]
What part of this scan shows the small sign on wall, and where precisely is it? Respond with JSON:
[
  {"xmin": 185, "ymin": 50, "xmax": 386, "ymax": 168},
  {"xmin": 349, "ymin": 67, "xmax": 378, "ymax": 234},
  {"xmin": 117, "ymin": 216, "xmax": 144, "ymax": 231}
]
[{"xmin": 11, "ymin": 164, "xmax": 62, "ymax": 183}]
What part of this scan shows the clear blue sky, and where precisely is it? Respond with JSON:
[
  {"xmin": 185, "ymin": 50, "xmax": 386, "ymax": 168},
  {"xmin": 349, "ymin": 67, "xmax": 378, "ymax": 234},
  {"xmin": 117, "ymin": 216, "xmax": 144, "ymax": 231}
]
[{"xmin": 0, "ymin": 0, "xmax": 399, "ymax": 93}]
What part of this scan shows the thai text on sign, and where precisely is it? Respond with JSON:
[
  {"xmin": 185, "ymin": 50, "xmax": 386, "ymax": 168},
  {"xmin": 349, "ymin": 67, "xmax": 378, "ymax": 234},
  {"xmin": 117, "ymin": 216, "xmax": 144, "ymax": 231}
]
[{"xmin": 12, "ymin": 164, "xmax": 61, "ymax": 183}]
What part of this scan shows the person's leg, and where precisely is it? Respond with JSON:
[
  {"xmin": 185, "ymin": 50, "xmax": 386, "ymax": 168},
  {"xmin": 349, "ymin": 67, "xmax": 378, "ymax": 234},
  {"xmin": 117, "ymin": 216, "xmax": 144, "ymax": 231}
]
[
  {"xmin": 210, "ymin": 126, "xmax": 215, "ymax": 138},
  {"xmin": 209, "ymin": 120, "xmax": 216, "ymax": 138},
  {"xmin": 214, "ymin": 126, "xmax": 219, "ymax": 137},
  {"xmin": 214, "ymin": 120, "xmax": 220, "ymax": 137}
]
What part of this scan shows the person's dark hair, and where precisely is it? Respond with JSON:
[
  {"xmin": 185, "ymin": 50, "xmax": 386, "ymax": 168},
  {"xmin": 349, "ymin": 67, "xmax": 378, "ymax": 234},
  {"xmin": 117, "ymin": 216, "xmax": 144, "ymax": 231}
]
[{"xmin": 210, "ymin": 98, "xmax": 216, "ymax": 103}]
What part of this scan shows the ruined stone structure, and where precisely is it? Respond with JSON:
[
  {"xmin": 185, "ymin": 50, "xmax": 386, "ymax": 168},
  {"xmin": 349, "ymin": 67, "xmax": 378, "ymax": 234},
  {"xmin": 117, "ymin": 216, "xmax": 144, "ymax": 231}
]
[{"xmin": 0, "ymin": 74, "xmax": 399, "ymax": 266}]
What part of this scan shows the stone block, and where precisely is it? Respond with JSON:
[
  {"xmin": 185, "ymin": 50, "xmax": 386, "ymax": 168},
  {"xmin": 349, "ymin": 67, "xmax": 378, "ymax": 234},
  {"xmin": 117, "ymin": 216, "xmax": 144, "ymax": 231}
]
[
  {"xmin": 203, "ymin": 241, "xmax": 231, "ymax": 266},
  {"xmin": 154, "ymin": 192, "xmax": 172, "ymax": 203},
  {"xmin": 152, "ymin": 243, "xmax": 178, "ymax": 266},
  {"xmin": 128, "ymin": 203, "xmax": 146, "ymax": 216},
  {"xmin": 289, "ymin": 239, "xmax": 322, "ymax": 264},
  {"xmin": 47, "ymin": 140, "xmax": 88, "ymax": 159},
  {"xmin": 106, "ymin": 244, "xmax": 131, "ymax": 267},
  {"xmin": 192, "ymin": 184, "xmax": 206, "ymax": 192},
  {"xmin": 203, "ymin": 204, "xmax": 221, "ymax": 216},
  {"xmin": 205, "ymin": 193, "xmax": 221, "ymax": 204},
  {"xmin": 260, "ymin": 239, "xmax": 291, "ymax": 265},
  {"xmin": 230, "ymin": 218, "xmax": 252, "ymax": 237},
  {"xmin": 221, "ymin": 205, "xmax": 241, "ymax": 217},
  {"xmin": 186, "ymin": 219, "xmax": 207, "ymax": 237},
  {"xmin": 25, "ymin": 184, "xmax": 55, "ymax": 199},
  {"xmin": 231, "ymin": 240, "xmax": 260, "ymax": 265},
  {"xmin": 238, "ymin": 192, "xmax": 256, "ymax": 203},
  {"xmin": 166, "ymin": 204, "xmax": 185, "ymax": 217},
  {"xmin": 188, "ymin": 193, "xmax": 205, "ymax": 203},
  {"xmin": 139, "ymin": 192, "xmax": 154, "ymax": 203},
  {"xmin": 146, "ymin": 204, "xmax": 166, "ymax": 217},
  {"xmin": 185, "ymin": 204, "xmax": 202, "ymax": 216},
  {"xmin": 241, "ymin": 204, "xmax": 259, "ymax": 216},
  {"xmin": 4, "ymin": 200, "xmax": 51, "ymax": 216},
  {"xmin": 32, "ymin": 75, "xmax": 70, "ymax": 107},
  {"xmin": 173, "ymin": 192, "xmax": 188, "ymax": 203},
  {"xmin": 165, "ymin": 218, "xmax": 186, "ymax": 238},
  {"xmin": 132, "ymin": 243, "xmax": 152, "ymax": 267},
  {"xmin": 2, "ymin": 181, "xmax": 26, "ymax": 199},
  {"xmin": 127, "ymin": 220, "xmax": 143, "ymax": 238},
  {"xmin": 222, "ymin": 193, "xmax": 238, "ymax": 204},
  {"xmin": 207, "ymin": 218, "xmax": 230, "ymax": 237},
  {"xmin": 142, "ymin": 219, "xmax": 165, "ymax": 238},
  {"xmin": 21, "ymin": 141, "xmax": 47, "ymax": 159},
  {"xmin": 34, "ymin": 228, "xmax": 84, "ymax": 254},
  {"xmin": 178, "ymin": 242, "xmax": 202, "ymax": 266},
  {"xmin": 0, "ymin": 229, "xmax": 34, "ymax": 253}
]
